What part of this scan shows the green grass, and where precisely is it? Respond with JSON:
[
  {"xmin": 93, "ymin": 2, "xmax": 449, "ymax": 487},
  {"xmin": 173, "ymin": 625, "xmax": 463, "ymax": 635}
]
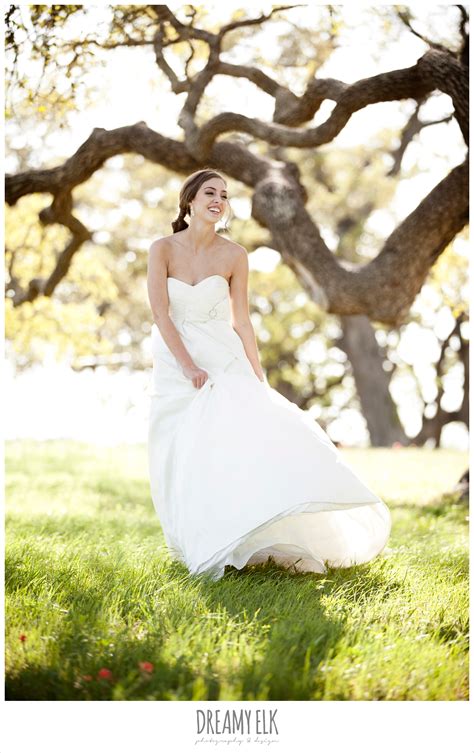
[{"xmin": 5, "ymin": 440, "xmax": 469, "ymax": 700}]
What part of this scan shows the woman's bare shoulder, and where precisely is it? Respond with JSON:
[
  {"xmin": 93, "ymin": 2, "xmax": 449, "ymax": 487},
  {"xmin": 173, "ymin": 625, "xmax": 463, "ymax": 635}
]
[
  {"xmin": 219, "ymin": 234, "xmax": 246, "ymax": 250},
  {"xmin": 149, "ymin": 237, "xmax": 165, "ymax": 252},
  {"xmin": 149, "ymin": 232, "xmax": 183, "ymax": 255},
  {"xmin": 219, "ymin": 236, "xmax": 247, "ymax": 258}
]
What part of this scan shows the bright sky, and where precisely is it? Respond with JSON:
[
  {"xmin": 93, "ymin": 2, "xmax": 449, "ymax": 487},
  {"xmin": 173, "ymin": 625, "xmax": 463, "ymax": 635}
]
[{"xmin": 5, "ymin": 3, "xmax": 469, "ymax": 449}]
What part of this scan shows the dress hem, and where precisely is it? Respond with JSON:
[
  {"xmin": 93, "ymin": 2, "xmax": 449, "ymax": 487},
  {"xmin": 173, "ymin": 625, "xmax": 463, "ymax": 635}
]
[{"xmin": 173, "ymin": 496, "xmax": 392, "ymax": 582}]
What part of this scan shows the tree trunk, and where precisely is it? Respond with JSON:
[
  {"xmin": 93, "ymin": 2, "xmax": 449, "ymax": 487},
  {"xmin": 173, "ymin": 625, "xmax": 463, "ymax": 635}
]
[
  {"xmin": 453, "ymin": 468, "xmax": 469, "ymax": 502},
  {"xmin": 336, "ymin": 315, "xmax": 408, "ymax": 446}
]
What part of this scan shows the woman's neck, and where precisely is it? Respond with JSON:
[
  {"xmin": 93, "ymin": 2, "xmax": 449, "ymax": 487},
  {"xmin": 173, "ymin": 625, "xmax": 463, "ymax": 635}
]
[{"xmin": 184, "ymin": 222, "xmax": 218, "ymax": 253}]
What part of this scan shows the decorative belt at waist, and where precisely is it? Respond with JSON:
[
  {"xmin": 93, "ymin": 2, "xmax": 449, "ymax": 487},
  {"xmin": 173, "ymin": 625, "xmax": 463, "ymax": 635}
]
[{"xmin": 169, "ymin": 297, "xmax": 230, "ymax": 325}]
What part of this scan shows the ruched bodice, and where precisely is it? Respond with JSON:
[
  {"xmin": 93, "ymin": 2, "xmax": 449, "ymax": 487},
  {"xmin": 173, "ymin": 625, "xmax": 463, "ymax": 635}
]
[
  {"xmin": 166, "ymin": 275, "xmax": 231, "ymax": 326},
  {"xmin": 147, "ymin": 273, "xmax": 391, "ymax": 581}
]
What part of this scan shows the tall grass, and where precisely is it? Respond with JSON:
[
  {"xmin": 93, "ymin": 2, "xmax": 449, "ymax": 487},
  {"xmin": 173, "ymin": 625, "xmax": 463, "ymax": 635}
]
[{"xmin": 5, "ymin": 440, "xmax": 468, "ymax": 700}]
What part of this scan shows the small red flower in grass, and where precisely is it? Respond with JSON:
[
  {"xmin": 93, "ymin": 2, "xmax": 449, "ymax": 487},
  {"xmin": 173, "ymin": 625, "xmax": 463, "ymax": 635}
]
[
  {"xmin": 97, "ymin": 668, "xmax": 113, "ymax": 680},
  {"xmin": 138, "ymin": 661, "xmax": 154, "ymax": 673},
  {"xmin": 19, "ymin": 634, "xmax": 27, "ymax": 642}
]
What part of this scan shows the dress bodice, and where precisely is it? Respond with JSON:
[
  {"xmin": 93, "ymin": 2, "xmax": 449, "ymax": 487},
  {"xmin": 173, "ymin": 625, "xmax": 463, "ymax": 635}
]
[
  {"xmin": 166, "ymin": 275, "xmax": 231, "ymax": 328},
  {"xmin": 150, "ymin": 273, "xmax": 254, "ymax": 388}
]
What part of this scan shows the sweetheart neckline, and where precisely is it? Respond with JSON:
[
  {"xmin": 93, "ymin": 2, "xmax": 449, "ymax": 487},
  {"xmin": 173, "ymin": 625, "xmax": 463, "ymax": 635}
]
[{"xmin": 167, "ymin": 274, "xmax": 229, "ymax": 288}]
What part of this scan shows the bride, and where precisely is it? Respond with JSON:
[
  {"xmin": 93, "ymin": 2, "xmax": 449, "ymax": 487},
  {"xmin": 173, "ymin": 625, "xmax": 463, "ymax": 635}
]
[{"xmin": 147, "ymin": 168, "xmax": 391, "ymax": 581}]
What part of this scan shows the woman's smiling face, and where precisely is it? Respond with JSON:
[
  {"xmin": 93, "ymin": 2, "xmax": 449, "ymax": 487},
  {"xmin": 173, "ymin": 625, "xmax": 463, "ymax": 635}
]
[{"xmin": 192, "ymin": 178, "xmax": 228, "ymax": 222}]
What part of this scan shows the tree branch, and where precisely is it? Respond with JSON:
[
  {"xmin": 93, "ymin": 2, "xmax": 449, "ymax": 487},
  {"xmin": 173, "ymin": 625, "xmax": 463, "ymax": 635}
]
[
  {"xmin": 250, "ymin": 155, "xmax": 468, "ymax": 325},
  {"xmin": 413, "ymin": 312, "xmax": 469, "ymax": 444},
  {"xmin": 5, "ymin": 19, "xmax": 469, "ymax": 325},
  {"xmin": 387, "ymin": 100, "xmax": 454, "ymax": 176},
  {"xmin": 396, "ymin": 8, "xmax": 455, "ymax": 54},
  {"xmin": 186, "ymin": 49, "xmax": 468, "ymax": 160},
  {"xmin": 6, "ymin": 114, "xmax": 468, "ymax": 325}
]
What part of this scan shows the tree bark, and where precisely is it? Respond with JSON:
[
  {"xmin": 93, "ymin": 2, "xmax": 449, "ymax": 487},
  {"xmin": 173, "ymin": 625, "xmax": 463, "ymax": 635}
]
[
  {"xmin": 5, "ymin": 11, "xmax": 469, "ymax": 338},
  {"xmin": 336, "ymin": 315, "xmax": 408, "ymax": 446}
]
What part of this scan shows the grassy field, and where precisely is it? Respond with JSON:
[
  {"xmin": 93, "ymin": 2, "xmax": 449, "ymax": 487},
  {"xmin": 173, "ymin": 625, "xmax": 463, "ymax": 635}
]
[{"xmin": 5, "ymin": 440, "xmax": 469, "ymax": 700}]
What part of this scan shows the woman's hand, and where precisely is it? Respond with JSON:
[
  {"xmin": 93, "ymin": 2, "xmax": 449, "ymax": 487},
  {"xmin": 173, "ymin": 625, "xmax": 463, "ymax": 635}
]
[{"xmin": 182, "ymin": 364, "xmax": 209, "ymax": 389}]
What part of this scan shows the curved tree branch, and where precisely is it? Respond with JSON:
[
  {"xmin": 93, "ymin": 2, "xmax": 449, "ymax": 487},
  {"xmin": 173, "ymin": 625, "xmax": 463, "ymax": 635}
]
[
  {"xmin": 187, "ymin": 49, "xmax": 468, "ymax": 159},
  {"xmin": 5, "ymin": 8, "xmax": 469, "ymax": 328},
  {"xmin": 5, "ymin": 119, "xmax": 469, "ymax": 325},
  {"xmin": 250, "ymin": 155, "xmax": 468, "ymax": 325}
]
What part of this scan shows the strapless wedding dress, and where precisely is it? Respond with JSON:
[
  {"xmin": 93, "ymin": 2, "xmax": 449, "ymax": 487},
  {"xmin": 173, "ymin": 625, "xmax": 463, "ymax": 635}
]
[{"xmin": 147, "ymin": 274, "xmax": 391, "ymax": 581}]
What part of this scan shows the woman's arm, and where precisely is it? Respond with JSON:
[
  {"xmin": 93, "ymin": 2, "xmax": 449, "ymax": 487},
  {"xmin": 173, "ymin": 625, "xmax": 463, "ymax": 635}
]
[
  {"xmin": 147, "ymin": 239, "xmax": 197, "ymax": 370},
  {"xmin": 229, "ymin": 247, "xmax": 265, "ymax": 382}
]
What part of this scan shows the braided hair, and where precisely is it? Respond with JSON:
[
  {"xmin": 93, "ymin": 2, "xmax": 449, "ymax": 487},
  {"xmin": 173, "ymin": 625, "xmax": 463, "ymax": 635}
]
[{"xmin": 171, "ymin": 205, "xmax": 189, "ymax": 234}]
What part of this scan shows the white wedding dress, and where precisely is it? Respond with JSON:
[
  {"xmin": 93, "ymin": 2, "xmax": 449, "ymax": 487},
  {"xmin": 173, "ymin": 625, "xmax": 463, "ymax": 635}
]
[{"xmin": 148, "ymin": 275, "xmax": 391, "ymax": 581}]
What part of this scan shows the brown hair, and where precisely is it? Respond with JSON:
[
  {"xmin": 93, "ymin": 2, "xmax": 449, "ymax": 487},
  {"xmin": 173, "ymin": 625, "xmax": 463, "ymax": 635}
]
[{"xmin": 171, "ymin": 168, "xmax": 230, "ymax": 233}]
